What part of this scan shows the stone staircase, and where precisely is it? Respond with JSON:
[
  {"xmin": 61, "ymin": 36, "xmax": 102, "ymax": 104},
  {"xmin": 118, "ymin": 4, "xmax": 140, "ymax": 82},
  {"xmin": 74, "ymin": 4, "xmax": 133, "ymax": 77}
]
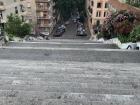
[{"xmin": 0, "ymin": 39, "xmax": 140, "ymax": 105}]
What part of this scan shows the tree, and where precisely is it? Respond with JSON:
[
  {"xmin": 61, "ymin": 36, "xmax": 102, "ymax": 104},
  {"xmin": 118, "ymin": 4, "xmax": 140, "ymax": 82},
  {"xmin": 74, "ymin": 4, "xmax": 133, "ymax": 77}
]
[
  {"xmin": 5, "ymin": 14, "xmax": 32, "ymax": 38},
  {"xmin": 53, "ymin": 0, "xmax": 86, "ymax": 21},
  {"xmin": 126, "ymin": 0, "xmax": 140, "ymax": 8},
  {"xmin": 101, "ymin": 11, "xmax": 136, "ymax": 39}
]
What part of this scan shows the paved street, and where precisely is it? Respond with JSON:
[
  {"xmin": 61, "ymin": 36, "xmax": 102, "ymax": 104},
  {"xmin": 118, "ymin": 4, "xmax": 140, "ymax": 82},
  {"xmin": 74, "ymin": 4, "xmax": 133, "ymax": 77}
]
[
  {"xmin": 0, "ymin": 40, "xmax": 140, "ymax": 105},
  {"xmin": 52, "ymin": 20, "xmax": 90, "ymax": 40}
]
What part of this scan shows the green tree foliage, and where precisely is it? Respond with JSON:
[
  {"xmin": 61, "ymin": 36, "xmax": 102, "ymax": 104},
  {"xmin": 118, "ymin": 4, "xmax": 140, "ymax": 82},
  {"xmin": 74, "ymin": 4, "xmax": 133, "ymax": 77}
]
[
  {"xmin": 5, "ymin": 14, "xmax": 32, "ymax": 38},
  {"xmin": 126, "ymin": 0, "xmax": 140, "ymax": 8},
  {"xmin": 118, "ymin": 25, "xmax": 140, "ymax": 43},
  {"xmin": 53, "ymin": 0, "xmax": 85, "ymax": 21},
  {"xmin": 129, "ymin": 25, "xmax": 140, "ymax": 42}
]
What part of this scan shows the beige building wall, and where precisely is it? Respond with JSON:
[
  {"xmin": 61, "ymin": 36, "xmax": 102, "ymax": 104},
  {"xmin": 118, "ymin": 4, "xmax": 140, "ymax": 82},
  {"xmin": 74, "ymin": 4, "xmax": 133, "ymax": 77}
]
[
  {"xmin": 86, "ymin": 0, "xmax": 108, "ymax": 38},
  {"xmin": 0, "ymin": 0, "xmax": 36, "ymax": 24},
  {"xmin": 0, "ymin": 0, "xmax": 37, "ymax": 34},
  {"xmin": 0, "ymin": 0, "xmax": 56, "ymax": 34}
]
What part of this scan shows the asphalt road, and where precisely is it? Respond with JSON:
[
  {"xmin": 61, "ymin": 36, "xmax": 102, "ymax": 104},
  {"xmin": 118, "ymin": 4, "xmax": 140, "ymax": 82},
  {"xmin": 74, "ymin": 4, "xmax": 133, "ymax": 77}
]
[{"xmin": 52, "ymin": 20, "xmax": 90, "ymax": 40}]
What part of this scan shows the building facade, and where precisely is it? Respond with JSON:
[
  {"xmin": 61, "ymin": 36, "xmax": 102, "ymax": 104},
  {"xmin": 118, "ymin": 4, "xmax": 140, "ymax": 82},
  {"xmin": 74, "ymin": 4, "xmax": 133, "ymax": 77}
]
[
  {"xmin": 0, "ymin": 0, "xmax": 37, "ymax": 34},
  {"xmin": 86, "ymin": 0, "xmax": 109, "ymax": 37},
  {"xmin": 0, "ymin": 0, "xmax": 56, "ymax": 35},
  {"xmin": 0, "ymin": 0, "xmax": 36, "ymax": 24},
  {"xmin": 35, "ymin": 0, "xmax": 56, "ymax": 34}
]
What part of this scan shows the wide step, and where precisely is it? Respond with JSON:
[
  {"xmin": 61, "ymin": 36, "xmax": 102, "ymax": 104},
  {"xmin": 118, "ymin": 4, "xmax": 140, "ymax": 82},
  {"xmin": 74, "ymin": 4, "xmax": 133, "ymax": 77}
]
[
  {"xmin": 0, "ymin": 47, "xmax": 139, "ymax": 63},
  {"xmin": 0, "ymin": 39, "xmax": 140, "ymax": 105},
  {"xmin": 8, "ymin": 42, "xmax": 119, "ymax": 49},
  {"xmin": 0, "ymin": 60, "xmax": 140, "ymax": 105}
]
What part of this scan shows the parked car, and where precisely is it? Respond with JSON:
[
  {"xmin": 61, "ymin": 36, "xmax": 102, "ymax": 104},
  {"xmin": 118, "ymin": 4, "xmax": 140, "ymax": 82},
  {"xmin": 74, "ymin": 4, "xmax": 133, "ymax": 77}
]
[
  {"xmin": 53, "ymin": 28, "xmax": 65, "ymax": 37},
  {"xmin": 57, "ymin": 25, "xmax": 66, "ymax": 31},
  {"xmin": 40, "ymin": 32, "xmax": 50, "ymax": 40},
  {"xmin": 76, "ymin": 26, "xmax": 87, "ymax": 36}
]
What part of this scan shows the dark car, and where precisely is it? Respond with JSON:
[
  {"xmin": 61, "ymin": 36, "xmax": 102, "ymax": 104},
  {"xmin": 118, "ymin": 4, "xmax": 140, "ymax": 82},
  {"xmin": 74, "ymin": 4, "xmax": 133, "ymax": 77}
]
[
  {"xmin": 53, "ymin": 25, "xmax": 66, "ymax": 37},
  {"xmin": 58, "ymin": 25, "xmax": 66, "ymax": 31},
  {"xmin": 53, "ymin": 29, "xmax": 65, "ymax": 37}
]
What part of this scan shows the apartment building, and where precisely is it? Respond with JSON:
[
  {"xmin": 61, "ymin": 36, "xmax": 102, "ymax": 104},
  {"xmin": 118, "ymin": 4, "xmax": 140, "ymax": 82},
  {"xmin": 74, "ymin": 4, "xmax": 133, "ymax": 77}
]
[
  {"xmin": 0, "ymin": 0, "xmax": 36, "ymax": 24},
  {"xmin": 86, "ymin": 0, "xmax": 109, "ymax": 36},
  {"xmin": 0, "ymin": 1, "xmax": 5, "ymax": 21},
  {"xmin": 35, "ymin": 0, "xmax": 56, "ymax": 34}
]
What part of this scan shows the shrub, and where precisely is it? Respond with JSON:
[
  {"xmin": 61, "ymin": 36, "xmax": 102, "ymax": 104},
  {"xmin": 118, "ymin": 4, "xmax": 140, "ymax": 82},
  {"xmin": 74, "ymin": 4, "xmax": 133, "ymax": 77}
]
[
  {"xmin": 129, "ymin": 25, "xmax": 140, "ymax": 42},
  {"xmin": 118, "ymin": 34, "xmax": 130, "ymax": 43},
  {"xmin": 118, "ymin": 25, "xmax": 140, "ymax": 43},
  {"xmin": 5, "ymin": 14, "xmax": 32, "ymax": 38}
]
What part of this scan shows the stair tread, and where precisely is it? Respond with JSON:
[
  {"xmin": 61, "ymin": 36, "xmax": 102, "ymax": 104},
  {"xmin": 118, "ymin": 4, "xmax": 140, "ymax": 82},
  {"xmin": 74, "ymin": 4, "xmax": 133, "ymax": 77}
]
[{"xmin": 0, "ymin": 39, "xmax": 139, "ymax": 105}]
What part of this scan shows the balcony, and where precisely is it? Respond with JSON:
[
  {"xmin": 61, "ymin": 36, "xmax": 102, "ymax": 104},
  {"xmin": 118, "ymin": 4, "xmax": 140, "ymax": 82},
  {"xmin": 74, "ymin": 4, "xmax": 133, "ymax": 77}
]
[
  {"xmin": 35, "ymin": 0, "xmax": 51, "ymax": 3},
  {"xmin": 37, "ymin": 15, "xmax": 52, "ymax": 20},
  {"xmin": 36, "ymin": 7, "xmax": 49, "ymax": 11},
  {"xmin": 0, "ymin": 6, "xmax": 5, "ymax": 11},
  {"xmin": 38, "ymin": 21, "xmax": 53, "ymax": 27},
  {"xmin": 38, "ymin": 24, "xmax": 49, "ymax": 27}
]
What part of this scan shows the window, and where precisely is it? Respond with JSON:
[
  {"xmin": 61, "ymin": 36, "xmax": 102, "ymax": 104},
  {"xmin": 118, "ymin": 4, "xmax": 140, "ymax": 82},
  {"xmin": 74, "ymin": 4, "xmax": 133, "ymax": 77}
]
[
  {"xmin": 88, "ymin": 6, "xmax": 93, "ymax": 14},
  {"xmin": 91, "ymin": 1, "xmax": 94, "ymax": 6},
  {"xmin": 104, "ymin": 12, "xmax": 108, "ymax": 17},
  {"xmin": 96, "ymin": 20, "xmax": 100, "ymax": 26},
  {"xmin": 105, "ymin": 3, "xmax": 108, "ymax": 8},
  {"xmin": 0, "ymin": 12, "xmax": 3, "ymax": 19},
  {"xmin": 90, "ymin": 18, "xmax": 92, "ymax": 23},
  {"xmin": 20, "ymin": 5, "xmax": 25, "ymax": 12},
  {"xmin": 21, "ymin": 16, "xmax": 24, "ymax": 22},
  {"xmin": 43, "ymin": 12, "xmax": 47, "ymax": 17},
  {"xmin": 0, "ymin": 2, "xmax": 4, "ymax": 6},
  {"xmin": 96, "ymin": 11, "xmax": 101, "ymax": 17},
  {"xmin": 97, "ymin": 3, "xmax": 102, "ymax": 8},
  {"xmin": 15, "ymin": 7, "xmax": 18, "ymax": 14}
]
